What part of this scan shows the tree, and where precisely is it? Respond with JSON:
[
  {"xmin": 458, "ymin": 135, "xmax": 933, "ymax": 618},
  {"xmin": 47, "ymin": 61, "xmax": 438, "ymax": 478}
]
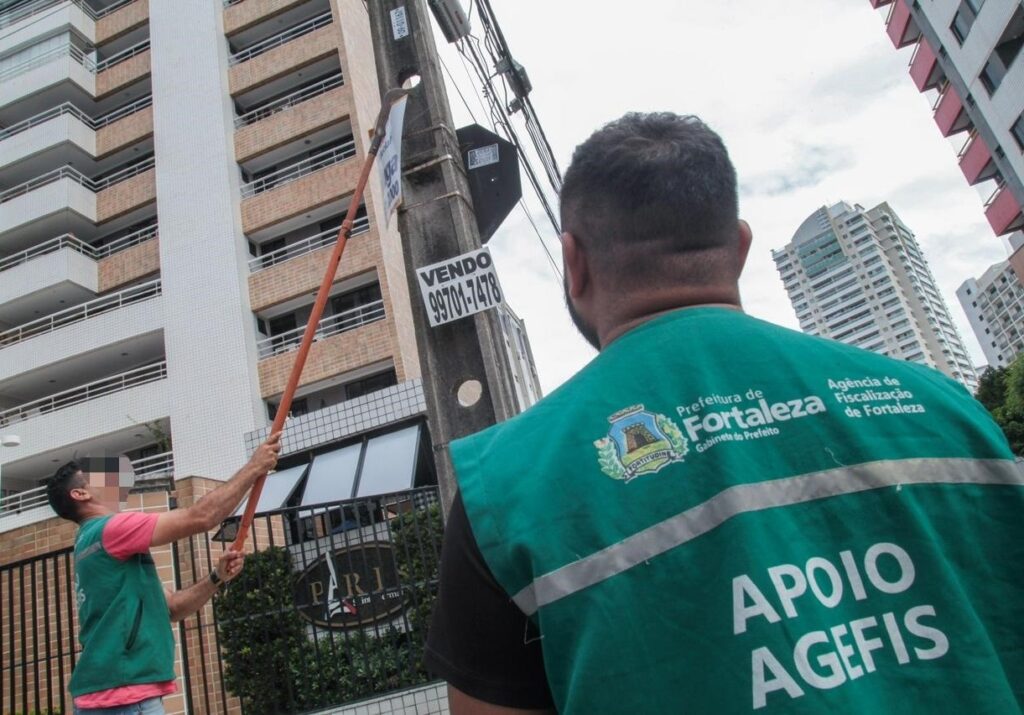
[{"xmin": 976, "ymin": 358, "xmax": 1024, "ymax": 455}]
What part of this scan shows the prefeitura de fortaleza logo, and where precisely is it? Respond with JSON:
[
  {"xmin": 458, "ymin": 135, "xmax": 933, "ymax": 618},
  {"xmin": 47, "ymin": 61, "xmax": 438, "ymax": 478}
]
[{"xmin": 594, "ymin": 404, "xmax": 688, "ymax": 482}]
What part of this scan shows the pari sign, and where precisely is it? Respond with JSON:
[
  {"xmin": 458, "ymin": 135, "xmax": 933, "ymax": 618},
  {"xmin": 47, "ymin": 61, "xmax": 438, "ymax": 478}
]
[
  {"xmin": 293, "ymin": 542, "xmax": 405, "ymax": 630},
  {"xmin": 415, "ymin": 247, "xmax": 505, "ymax": 327}
]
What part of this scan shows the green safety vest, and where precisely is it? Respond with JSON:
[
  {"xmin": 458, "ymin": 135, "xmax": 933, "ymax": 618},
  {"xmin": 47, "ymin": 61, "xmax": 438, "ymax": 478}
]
[
  {"xmin": 452, "ymin": 308, "xmax": 1024, "ymax": 714},
  {"xmin": 70, "ymin": 515, "xmax": 175, "ymax": 697}
]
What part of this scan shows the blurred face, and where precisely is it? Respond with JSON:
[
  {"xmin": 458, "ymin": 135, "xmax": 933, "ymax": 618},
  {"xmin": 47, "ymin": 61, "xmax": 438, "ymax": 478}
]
[{"xmin": 75, "ymin": 457, "xmax": 134, "ymax": 513}]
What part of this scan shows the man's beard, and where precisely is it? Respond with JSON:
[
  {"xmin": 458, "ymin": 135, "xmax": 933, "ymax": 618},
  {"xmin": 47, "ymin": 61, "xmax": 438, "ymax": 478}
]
[{"xmin": 564, "ymin": 274, "xmax": 600, "ymax": 350}]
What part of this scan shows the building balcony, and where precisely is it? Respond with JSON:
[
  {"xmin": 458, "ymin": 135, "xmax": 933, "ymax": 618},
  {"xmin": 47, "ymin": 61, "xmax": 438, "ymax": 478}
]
[
  {"xmin": 908, "ymin": 38, "xmax": 943, "ymax": 92},
  {"xmin": 886, "ymin": 0, "xmax": 920, "ymax": 49},
  {"xmin": 0, "ymin": 366, "xmax": 169, "ymax": 501},
  {"xmin": 0, "ymin": 360, "xmax": 167, "ymax": 430},
  {"xmin": 0, "ymin": 224, "xmax": 158, "ymax": 308},
  {"xmin": 933, "ymin": 84, "xmax": 970, "ymax": 137},
  {"xmin": 240, "ymin": 141, "xmax": 359, "ymax": 234},
  {"xmin": 957, "ymin": 133, "xmax": 998, "ymax": 185},
  {"xmin": 0, "ymin": 97, "xmax": 153, "ymax": 186},
  {"xmin": 223, "ymin": 0, "xmax": 313, "ymax": 36},
  {"xmin": 248, "ymin": 216, "xmax": 372, "ymax": 309},
  {"xmin": 0, "ymin": 158, "xmax": 155, "ymax": 248},
  {"xmin": 985, "ymin": 185, "xmax": 1024, "ymax": 236},
  {"xmin": 0, "ymin": 39, "xmax": 150, "ymax": 117},
  {"xmin": 234, "ymin": 75, "xmax": 348, "ymax": 162},
  {"xmin": 228, "ymin": 14, "xmax": 337, "ymax": 97},
  {"xmin": 258, "ymin": 312, "xmax": 393, "ymax": 398},
  {"xmin": 0, "ymin": 279, "xmax": 161, "ymax": 361},
  {"xmin": 256, "ymin": 297, "xmax": 385, "ymax": 359},
  {"xmin": 868, "ymin": 0, "xmax": 893, "ymax": 7},
  {"xmin": 0, "ymin": 0, "xmax": 146, "ymax": 49}
]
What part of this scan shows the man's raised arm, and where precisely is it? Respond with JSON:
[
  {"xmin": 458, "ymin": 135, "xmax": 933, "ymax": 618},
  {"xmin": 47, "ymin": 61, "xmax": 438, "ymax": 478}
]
[{"xmin": 150, "ymin": 432, "xmax": 282, "ymax": 546}]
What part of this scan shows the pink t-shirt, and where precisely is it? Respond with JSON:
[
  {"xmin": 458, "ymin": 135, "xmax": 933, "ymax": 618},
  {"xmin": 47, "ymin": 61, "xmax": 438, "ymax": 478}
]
[{"xmin": 74, "ymin": 512, "xmax": 178, "ymax": 709}]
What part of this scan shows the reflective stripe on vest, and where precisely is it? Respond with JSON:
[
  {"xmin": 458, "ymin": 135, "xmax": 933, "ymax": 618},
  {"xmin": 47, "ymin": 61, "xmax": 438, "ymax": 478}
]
[{"xmin": 512, "ymin": 457, "xmax": 1023, "ymax": 615}]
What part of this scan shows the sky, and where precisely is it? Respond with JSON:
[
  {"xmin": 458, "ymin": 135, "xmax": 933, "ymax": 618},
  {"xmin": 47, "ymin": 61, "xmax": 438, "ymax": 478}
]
[{"xmin": 431, "ymin": 0, "xmax": 1013, "ymax": 394}]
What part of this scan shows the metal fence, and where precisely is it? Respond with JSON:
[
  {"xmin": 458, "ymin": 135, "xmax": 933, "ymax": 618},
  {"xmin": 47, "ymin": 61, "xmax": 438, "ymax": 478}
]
[
  {"xmin": 0, "ymin": 487, "xmax": 443, "ymax": 715},
  {"xmin": 0, "ymin": 547, "xmax": 78, "ymax": 715}
]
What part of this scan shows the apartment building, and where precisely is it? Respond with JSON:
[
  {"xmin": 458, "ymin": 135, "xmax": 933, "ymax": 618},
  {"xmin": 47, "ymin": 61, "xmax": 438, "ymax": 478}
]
[
  {"xmin": 957, "ymin": 231, "xmax": 1024, "ymax": 367},
  {"xmin": 773, "ymin": 201, "xmax": 978, "ymax": 390},
  {"xmin": 0, "ymin": 0, "xmax": 481, "ymax": 515},
  {"xmin": 868, "ymin": 0, "xmax": 1024, "ymax": 237}
]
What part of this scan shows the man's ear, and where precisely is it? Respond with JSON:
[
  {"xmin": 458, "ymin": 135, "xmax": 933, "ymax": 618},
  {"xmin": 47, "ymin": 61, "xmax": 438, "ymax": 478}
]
[
  {"xmin": 561, "ymin": 231, "xmax": 589, "ymax": 299},
  {"xmin": 735, "ymin": 220, "xmax": 753, "ymax": 277}
]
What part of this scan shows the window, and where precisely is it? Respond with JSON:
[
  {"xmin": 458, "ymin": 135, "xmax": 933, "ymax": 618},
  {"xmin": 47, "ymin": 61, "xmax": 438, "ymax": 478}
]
[
  {"xmin": 1012, "ymin": 113, "xmax": 1024, "ymax": 151},
  {"xmin": 979, "ymin": 3, "xmax": 1024, "ymax": 95},
  {"xmin": 344, "ymin": 369, "xmax": 398, "ymax": 400},
  {"xmin": 331, "ymin": 282, "xmax": 383, "ymax": 318},
  {"xmin": 951, "ymin": 0, "xmax": 981, "ymax": 46}
]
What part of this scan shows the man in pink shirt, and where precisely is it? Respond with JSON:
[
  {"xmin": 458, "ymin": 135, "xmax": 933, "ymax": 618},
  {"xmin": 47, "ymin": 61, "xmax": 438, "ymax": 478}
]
[{"xmin": 45, "ymin": 433, "xmax": 281, "ymax": 714}]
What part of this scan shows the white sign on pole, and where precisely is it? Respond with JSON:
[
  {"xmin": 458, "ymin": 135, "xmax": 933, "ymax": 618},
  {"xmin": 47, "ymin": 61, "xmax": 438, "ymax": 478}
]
[
  {"xmin": 378, "ymin": 96, "xmax": 408, "ymax": 226},
  {"xmin": 390, "ymin": 6, "xmax": 409, "ymax": 39},
  {"xmin": 416, "ymin": 247, "xmax": 505, "ymax": 327}
]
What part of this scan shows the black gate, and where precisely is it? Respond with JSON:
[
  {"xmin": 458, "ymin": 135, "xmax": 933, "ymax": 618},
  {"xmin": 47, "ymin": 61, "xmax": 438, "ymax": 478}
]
[{"xmin": 0, "ymin": 546, "xmax": 78, "ymax": 715}]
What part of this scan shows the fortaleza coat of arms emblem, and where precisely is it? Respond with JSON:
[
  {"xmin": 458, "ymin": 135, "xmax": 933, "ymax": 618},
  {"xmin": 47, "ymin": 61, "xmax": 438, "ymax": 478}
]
[{"xmin": 594, "ymin": 404, "xmax": 689, "ymax": 481}]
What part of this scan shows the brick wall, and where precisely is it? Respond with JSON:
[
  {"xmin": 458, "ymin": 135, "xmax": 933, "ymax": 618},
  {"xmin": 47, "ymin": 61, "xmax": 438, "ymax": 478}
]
[
  {"xmin": 258, "ymin": 318, "xmax": 396, "ymax": 397},
  {"xmin": 96, "ymin": 0, "xmax": 149, "ymax": 45},
  {"xmin": 98, "ymin": 236, "xmax": 160, "ymax": 292},
  {"xmin": 97, "ymin": 168, "xmax": 156, "ymax": 223},
  {"xmin": 96, "ymin": 105, "xmax": 154, "ymax": 158},
  {"xmin": 228, "ymin": 25, "xmax": 339, "ymax": 97},
  {"xmin": 96, "ymin": 50, "xmax": 152, "ymax": 98},
  {"xmin": 334, "ymin": 0, "xmax": 423, "ymax": 381},
  {"xmin": 235, "ymin": 85, "xmax": 352, "ymax": 163},
  {"xmin": 223, "ymin": 0, "xmax": 307, "ymax": 36},
  {"xmin": 241, "ymin": 159, "xmax": 361, "ymax": 234}
]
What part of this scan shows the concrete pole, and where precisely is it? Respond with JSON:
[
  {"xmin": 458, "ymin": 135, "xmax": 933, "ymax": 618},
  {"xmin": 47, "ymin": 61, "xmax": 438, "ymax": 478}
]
[{"xmin": 367, "ymin": 0, "xmax": 521, "ymax": 510}]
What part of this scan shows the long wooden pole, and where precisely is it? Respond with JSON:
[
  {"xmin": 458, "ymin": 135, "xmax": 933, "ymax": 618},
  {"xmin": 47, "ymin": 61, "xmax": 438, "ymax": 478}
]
[{"xmin": 232, "ymin": 88, "xmax": 410, "ymax": 550}]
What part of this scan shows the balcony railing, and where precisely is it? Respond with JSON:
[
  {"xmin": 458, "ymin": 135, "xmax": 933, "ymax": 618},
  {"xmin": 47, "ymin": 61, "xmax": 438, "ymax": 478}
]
[
  {"xmin": 0, "ymin": 95, "xmax": 153, "ymax": 142},
  {"xmin": 0, "ymin": 224, "xmax": 158, "ymax": 275},
  {"xmin": 94, "ymin": 38, "xmax": 149, "ymax": 72},
  {"xmin": 0, "ymin": 0, "xmax": 138, "ymax": 29},
  {"xmin": 0, "ymin": 279, "xmax": 161, "ymax": 349},
  {"xmin": 257, "ymin": 298, "xmax": 385, "ymax": 358},
  {"xmin": 0, "ymin": 37, "xmax": 149, "ymax": 83},
  {"xmin": 0, "ymin": 155, "xmax": 154, "ymax": 205},
  {"xmin": 240, "ymin": 140, "xmax": 356, "ymax": 198},
  {"xmin": 132, "ymin": 450, "xmax": 173, "ymax": 480},
  {"xmin": 0, "ymin": 451, "xmax": 173, "ymax": 517},
  {"xmin": 235, "ymin": 73, "xmax": 344, "ymax": 128},
  {"xmin": 0, "ymin": 361, "xmax": 167, "ymax": 428},
  {"xmin": 249, "ymin": 216, "xmax": 369, "ymax": 272},
  {"xmin": 228, "ymin": 11, "xmax": 332, "ymax": 65}
]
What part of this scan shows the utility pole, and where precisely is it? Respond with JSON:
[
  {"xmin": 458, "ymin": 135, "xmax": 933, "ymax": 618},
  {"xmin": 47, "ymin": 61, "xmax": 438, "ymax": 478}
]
[{"xmin": 367, "ymin": 0, "xmax": 520, "ymax": 508}]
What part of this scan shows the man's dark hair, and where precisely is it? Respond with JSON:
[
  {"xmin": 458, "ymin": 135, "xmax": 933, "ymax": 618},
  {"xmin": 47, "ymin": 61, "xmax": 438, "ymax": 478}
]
[
  {"xmin": 46, "ymin": 462, "xmax": 86, "ymax": 522},
  {"xmin": 560, "ymin": 112, "xmax": 739, "ymax": 284}
]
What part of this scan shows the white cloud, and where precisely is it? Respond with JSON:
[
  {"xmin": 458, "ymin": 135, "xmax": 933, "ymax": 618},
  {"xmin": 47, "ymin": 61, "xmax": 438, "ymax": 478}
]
[{"xmin": 433, "ymin": 0, "xmax": 1010, "ymax": 392}]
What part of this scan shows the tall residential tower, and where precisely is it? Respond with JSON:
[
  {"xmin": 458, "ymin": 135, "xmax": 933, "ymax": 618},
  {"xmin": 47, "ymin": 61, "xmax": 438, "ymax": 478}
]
[
  {"xmin": 957, "ymin": 231, "xmax": 1024, "ymax": 368},
  {"xmin": 773, "ymin": 201, "xmax": 978, "ymax": 390}
]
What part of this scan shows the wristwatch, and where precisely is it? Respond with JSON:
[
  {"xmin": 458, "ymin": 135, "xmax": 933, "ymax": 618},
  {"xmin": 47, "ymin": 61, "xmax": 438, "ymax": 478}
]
[{"xmin": 209, "ymin": 570, "xmax": 224, "ymax": 588}]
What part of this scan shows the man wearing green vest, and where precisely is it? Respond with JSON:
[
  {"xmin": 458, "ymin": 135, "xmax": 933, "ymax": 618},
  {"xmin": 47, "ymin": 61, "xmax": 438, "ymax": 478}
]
[
  {"xmin": 46, "ymin": 433, "xmax": 281, "ymax": 714},
  {"xmin": 424, "ymin": 113, "xmax": 1024, "ymax": 714}
]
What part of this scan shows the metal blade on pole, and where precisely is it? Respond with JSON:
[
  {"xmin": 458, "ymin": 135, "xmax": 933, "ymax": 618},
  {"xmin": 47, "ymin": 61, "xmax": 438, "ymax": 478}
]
[{"xmin": 232, "ymin": 87, "xmax": 414, "ymax": 550}]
